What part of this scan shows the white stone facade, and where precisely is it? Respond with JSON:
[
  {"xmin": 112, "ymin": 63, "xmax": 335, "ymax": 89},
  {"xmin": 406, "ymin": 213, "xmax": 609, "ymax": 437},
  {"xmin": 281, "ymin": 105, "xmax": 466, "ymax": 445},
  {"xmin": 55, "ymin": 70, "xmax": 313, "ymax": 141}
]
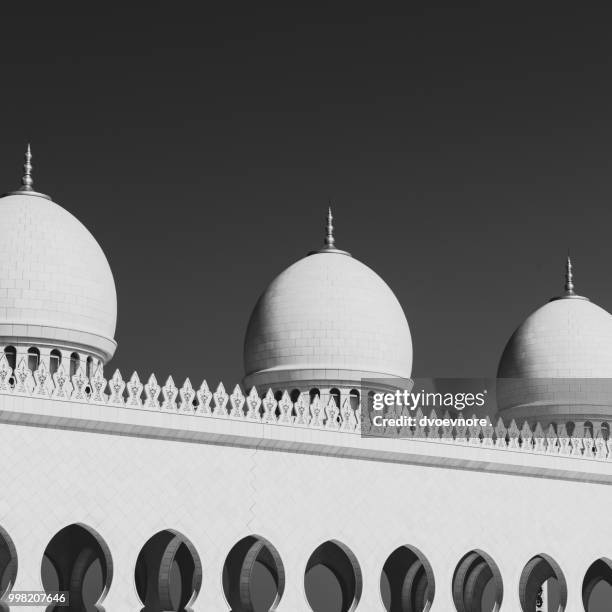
[{"xmin": 0, "ymin": 359, "xmax": 611, "ymax": 611}]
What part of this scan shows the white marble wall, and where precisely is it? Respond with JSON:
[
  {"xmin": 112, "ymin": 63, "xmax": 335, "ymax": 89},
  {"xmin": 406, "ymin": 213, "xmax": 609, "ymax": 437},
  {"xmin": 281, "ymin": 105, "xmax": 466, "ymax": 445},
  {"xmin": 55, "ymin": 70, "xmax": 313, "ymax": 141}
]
[{"xmin": 0, "ymin": 391, "xmax": 611, "ymax": 611}]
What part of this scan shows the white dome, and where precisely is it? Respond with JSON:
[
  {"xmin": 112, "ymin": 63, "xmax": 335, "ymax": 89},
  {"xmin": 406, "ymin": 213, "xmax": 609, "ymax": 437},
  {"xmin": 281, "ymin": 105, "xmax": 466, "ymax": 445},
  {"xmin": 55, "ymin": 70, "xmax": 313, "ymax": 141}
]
[
  {"xmin": 498, "ymin": 297, "xmax": 612, "ymax": 379},
  {"xmin": 243, "ymin": 251, "xmax": 412, "ymax": 388},
  {"xmin": 0, "ymin": 192, "xmax": 117, "ymax": 361},
  {"xmin": 497, "ymin": 295, "xmax": 612, "ymax": 420}
]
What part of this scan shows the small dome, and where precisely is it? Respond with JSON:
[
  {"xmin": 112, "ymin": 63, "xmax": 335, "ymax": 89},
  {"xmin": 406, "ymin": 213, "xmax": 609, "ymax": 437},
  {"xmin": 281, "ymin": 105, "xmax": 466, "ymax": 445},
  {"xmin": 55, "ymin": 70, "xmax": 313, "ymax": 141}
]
[
  {"xmin": 243, "ymin": 215, "xmax": 412, "ymax": 389},
  {"xmin": 0, "ymin": 190, "xmax": 117, "ymax": 362},
  {"xmin": 498, "ymin": 297, "xmax": 612, "ymax": 380},
  {"xmin": 498, "ymin": 299, "xmax": 612, "ymax": 378},
  {"xmin": 497, "ymin": 260, "xmax": 612, "ymax": 421}
]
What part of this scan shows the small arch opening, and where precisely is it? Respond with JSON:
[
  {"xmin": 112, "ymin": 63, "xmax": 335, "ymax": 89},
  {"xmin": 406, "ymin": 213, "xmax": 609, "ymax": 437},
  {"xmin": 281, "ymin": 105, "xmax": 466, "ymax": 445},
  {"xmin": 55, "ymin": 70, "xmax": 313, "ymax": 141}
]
[
  {"xmin": 519, "ymin": 553, "xmax": 567, "ymax": 612},
  {"xmin": 330, "ymin": 388, "xmax": 341, "ymax": 407},
  {"xmin": 84, "ymin": 356, "xmax": 94, "ymax": 394},
  {"xmin": 290, "ymin": 389, "xmax": 301, "ymax": 403},
  {"xmin": 452, "ymin": 550, "xmax": 503, "ymax": 612},
  {"xmin": 50, "ymin": 350, "xmax": 62, "ymax": 376},
  {"xmin": 70, "ymin": 353, "xmax": 80, "ymax": 377},
  {"xmin": 584, "ymin": 421, "xmax": 594, "ymax": 438},
  {"xmin": 309, "ymin": 389, "xmax": 320, "ymax": 402},
  {"xmin": 380, "ymin": 545, "xmax": 435, "ymax": 611},
  {"xmin": 349, "ymin": 389, "xmax": 360, "ymax": 411},
  {"xmin": 222, "ymin": 534, "xmax": 285, "ymax": 612},
  {"xmin": 41, "ymin": 523, "xmax": 112, "ymax": 612},
  {"xmin": 135, "ymin": 529, "xmax": 201, "ymax": 612},
  {"xmin": 583, "ymin": 557, "xmax": 612, "ymax": 611},
  {"xmin": 601, "ymin": 422, "xmax": 610, "ymax": 441},
  {"xmin": 304, "ymin": 540, "xmax": 362, "ymax": 612},
  {"xmin": 27, "ymin": 347, "xmax": 40, "ymax": 372},
  {"xmin": 3, "ymin": 346, "xmax": 16, "ymax": 371},
  {"xmin": 0, "ymin": 525, "xmax": 17, "ymax": 604}
]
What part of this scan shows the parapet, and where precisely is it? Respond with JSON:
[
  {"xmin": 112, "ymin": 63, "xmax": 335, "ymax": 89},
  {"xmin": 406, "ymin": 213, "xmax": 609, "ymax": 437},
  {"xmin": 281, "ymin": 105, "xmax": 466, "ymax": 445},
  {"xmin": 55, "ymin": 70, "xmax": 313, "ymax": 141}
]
[{"xmin": 0, "ymin": 355, "xmax": 611, "ymax": 468}]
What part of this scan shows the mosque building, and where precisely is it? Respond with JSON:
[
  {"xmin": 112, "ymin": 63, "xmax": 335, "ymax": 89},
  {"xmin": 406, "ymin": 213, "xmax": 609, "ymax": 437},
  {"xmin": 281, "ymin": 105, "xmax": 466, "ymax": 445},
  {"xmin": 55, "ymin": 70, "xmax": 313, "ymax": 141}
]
[{"xmin": 0, "ymin": 147, "xmax": 611, "ymax": 612}]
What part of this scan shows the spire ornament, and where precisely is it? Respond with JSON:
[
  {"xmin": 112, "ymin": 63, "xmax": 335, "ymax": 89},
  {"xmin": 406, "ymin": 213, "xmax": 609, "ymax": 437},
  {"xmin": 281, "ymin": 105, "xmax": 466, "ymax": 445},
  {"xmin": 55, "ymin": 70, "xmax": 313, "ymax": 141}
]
[
  {"xmin": 309, "ymin": 202, "xmax": 351, "ymax": 256},
  {"xmin": 565, "ymin": 255, "xmax": 575, "ymax": 296},
  {"xmin": 4, "ymin": 145, "xmax": 50, "ymax": 200},
  {"xmin": 325, "ymin": 205, "xmax": 335, "ymax": 249},
  {"xmin": 20, "ymin": 144, "xmax": 34, "ymax": 191},
  {"xmin": 550, "ymin": 253, "xmax": 588, "ymax": 302}
]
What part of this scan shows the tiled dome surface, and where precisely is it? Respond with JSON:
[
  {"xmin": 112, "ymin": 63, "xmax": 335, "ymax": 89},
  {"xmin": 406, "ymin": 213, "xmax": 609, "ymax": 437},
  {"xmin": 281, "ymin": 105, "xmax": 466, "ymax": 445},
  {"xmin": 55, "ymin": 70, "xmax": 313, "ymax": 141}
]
[
  {"xmin": 497, "ymin": 297, "xmax": 612, "ymax": 415},
  {"xmin": 244, "ymin": 252, "xmax": 412, "ymax": 382},
  {"xmin": 498, "ymin": 298, "xmax": 612, "ymax": 379},
  {"xmin": 0, "ymin": 193, "xmax": 117, "ymax": 353}
]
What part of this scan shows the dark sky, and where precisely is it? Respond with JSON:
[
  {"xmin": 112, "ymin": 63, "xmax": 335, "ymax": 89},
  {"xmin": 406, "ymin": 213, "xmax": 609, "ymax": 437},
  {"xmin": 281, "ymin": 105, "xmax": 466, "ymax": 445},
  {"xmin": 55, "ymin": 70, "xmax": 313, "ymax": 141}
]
[{"xmin": 2, "ymin": 5, "xmax": 612, "ymax": 388}]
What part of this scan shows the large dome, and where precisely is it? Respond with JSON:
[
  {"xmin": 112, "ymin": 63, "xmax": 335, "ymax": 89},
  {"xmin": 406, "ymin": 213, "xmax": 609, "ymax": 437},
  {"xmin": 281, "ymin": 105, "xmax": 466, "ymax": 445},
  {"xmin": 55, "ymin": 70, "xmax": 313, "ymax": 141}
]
[
  {"xmin": 243, "ymin": 220, "xmax": 412, "ymax": 389},
  {"xmin": 0, "ymin": 189, "xmax": 117, "ymax": 362},
  {"xmin": 497, "ymin": 260, "xmax": 612, "ymax": 422}
]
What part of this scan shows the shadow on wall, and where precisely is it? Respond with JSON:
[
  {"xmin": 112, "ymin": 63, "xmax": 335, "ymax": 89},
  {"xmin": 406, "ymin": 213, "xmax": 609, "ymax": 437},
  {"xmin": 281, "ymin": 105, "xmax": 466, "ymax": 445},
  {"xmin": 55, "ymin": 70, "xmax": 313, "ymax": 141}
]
[
  {"xmin": 583, "ymin": 558, "xmax": 612, "ymax": 612},
  {"xmin": 134, "ymin": 530, "xmax": 202, "ymax": 612},
  {"xmin": 304, "ymin": 540, "xmax": 362, "ymax": 612},
  {"xmin": 222, "ymin": 535, "xmax": 285, "ymax": 612},
  {"xmin": 0, "ymin": 526, "xmax": 17, "ymax": 612},
  {"xmin": 380, "ymin": 545, "xmax": 435, "ymax": 612},
  {"xmin": 519, "ymin": 554, "xmax": 566, "ymax": 612},
  {"xmin": 452, "ymin": 550, "xmax": 503, "ymax": 612},
  {"xmin": 0, "ymin": 522, "xmax": 609, "ymax": 611},
  {"xmin": 41, "ymin": 523, "xmax": 112, "ymax": 612}
]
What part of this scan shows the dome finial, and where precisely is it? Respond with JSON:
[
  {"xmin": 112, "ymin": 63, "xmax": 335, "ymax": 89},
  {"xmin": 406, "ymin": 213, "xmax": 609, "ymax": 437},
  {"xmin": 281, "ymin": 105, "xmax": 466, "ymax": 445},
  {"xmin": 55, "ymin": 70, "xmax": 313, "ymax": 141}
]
[
  {"xmin": 565, "ymin": 253, "xmax": 575, "ymax": 295},
  {"xmin": 325, "ymin": 203, "xmax": 335, "ymax": 248},
  {"xmin": 550, "ymin": 252, "xmax": 587, "ymax": 301},
  {"xmin": 3, "ymin": 144, "xmax": 50, "ymax": 200},
  {"xmin": 308, "ymin": 202, "xmax": 350, "ymax": 256},
  {"xmin": 20, "ymin": 144, "xmax": 34, "ymax": 191}
]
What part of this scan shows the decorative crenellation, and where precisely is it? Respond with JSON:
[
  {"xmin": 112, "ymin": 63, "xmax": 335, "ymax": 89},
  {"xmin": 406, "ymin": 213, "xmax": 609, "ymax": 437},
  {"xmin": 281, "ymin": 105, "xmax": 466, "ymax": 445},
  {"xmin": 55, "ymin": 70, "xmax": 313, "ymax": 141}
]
[{"xmin": 0, "ymin": 354, "xmax": 611, "ymax": 461}]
